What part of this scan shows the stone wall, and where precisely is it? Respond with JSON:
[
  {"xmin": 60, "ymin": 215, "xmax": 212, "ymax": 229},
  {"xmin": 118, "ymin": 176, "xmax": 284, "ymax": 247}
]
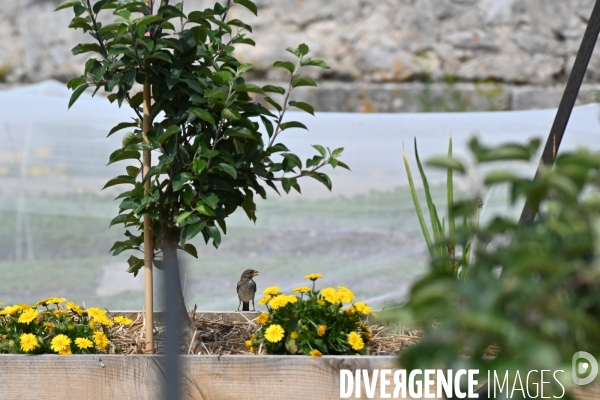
[{"xmin": 1, "ymin": 0, "xmax": 599, "ymax": 111}]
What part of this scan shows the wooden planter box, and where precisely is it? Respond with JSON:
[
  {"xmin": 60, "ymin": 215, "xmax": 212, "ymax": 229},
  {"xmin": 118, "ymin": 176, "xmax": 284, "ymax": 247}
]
[{"xmin": 1, "ymin": 312, "xmax": 598, "ymax": 400}]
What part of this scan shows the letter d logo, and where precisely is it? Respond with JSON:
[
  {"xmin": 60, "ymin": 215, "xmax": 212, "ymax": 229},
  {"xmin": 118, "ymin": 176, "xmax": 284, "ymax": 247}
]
[{"xmin": 572, "ymin": 351, "xmax": 598, "ymax": 385}]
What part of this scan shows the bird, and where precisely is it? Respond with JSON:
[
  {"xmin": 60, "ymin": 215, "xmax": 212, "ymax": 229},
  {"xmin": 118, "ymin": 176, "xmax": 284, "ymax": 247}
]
[{"xmin": 237, "ymin": 269, "xmax": 259, "ymax": 311}]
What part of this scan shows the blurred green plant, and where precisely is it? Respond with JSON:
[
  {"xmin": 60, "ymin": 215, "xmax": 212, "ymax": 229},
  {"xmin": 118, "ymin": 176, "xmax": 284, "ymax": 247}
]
[
  {"xmin": 403, "ymin": 136, "xmax": 482, "ymax": 279},
  {"xmin": 57, "ymin": 0, "xmax": 347, "ymax": 339},
  {"xmin": 391, "ymin": 137, "xmax": 600, "ymax": 399}
]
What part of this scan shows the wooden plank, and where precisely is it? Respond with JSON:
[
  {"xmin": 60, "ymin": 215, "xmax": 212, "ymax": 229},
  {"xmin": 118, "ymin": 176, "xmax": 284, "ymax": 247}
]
[
  {"xmin": 0, "ymin": 355, "xmax": 436, "ymax": 400},
  {"xmin": 1, "ymin": 354, "xmax": 597, "ymax": 399}
]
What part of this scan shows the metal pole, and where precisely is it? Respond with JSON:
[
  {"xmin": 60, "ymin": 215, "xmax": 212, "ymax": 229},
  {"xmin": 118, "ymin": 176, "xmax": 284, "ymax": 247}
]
[
  {"xmin": 519, "ymin": 0, "xmax": 600, "ymax": 225},
  {"xmin": 143, "ymin": 0, "xmax": 155, "ymax": 352}
]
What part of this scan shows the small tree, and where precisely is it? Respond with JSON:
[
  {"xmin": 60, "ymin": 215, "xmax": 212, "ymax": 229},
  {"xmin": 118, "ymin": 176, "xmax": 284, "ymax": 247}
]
[{"xmin": 58, "ymin": 0, "xmax": 347, "ymax": 340}]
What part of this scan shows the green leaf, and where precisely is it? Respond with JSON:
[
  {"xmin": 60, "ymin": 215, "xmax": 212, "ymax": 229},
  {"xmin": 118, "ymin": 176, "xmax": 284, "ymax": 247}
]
[
  {"xmin": 403, "ymin": 146, "xmax": 434, "ymax": 256},
  {"xmin": 300, "ymin": 57, "xmax": 330, "ymax": 69},
  {"xmin": 103, "ymin": 175, "xmax": 136, "ymax": 189},
  {"xmin": 332, "ymin": 147, "xmax": 344, "ymax": 156},
  {"xmin": 55, "ymin": 0, "xmax": 81, "ymax": 11},
  {"xmin": 237, "ymin": 63, "xmax": 254, "ymax": 75},
  {"xmin": 297, "ymin": 43, "xmax": 309, "ymax": 56},
  {"xmin": 172, "ymin": 172, "xmax": 194, "ymax": 191},
  {"xmin": 273, "ymin": 61, "xmax": 295, "ymax": 74},
  {"xmin": 190, "ymin": 108, "xmax": 216, "ymax": 125},
  {"xmin": 181, "ymin": 243, "xmax": 198, "ymax": 258},
  {"xmin": 282, "ymin": 177, "xmax": 292, "ymax": 194},
  {"xmin": 280, "ymin": 121, "xmax": 308, "ymax": 131},
  {"xmin": 207, "ymin": 225, "xmax": 222, "ymax": 248},
  {"xmin": 312, "ymin": 144, "xmax": 326, "ymax": 157},
  {"xmin": 214, "ymin": 163, "xmax": 238, "ymax": 179},
  {"xmin": 221, "ymin": 108, "xmax": 240, "ymax": 121},
  {"xmin": 72, "ymin": 43, "xmax": 103, "ymax": 55},
  {"xmin": 181, "ymin": 222, "xmax": 206, "ymax": 245},
  {"xmin": 196, "ymin": 202, "xmax": 216, "ymax": 216},
  {"xmin": 92, "ymin": 0, "xmax": 111, "ymax": 13},
  {"xmin": 425, "ymin": 156, "xmax": 466, "ymax": 173},
  {"xmin": 288, "ymin": 101, "xmax": 314, "ymax": 115},
  {"xmin": 310, "ymin": 172, "xmax": 332, "ymax": 191},
  {"xmin": 282, "ymin": 153, "xmax": 302, "ymax": 168},
  {"xmin": 158, "ymin": 125, "xmax": 181, "ymax": 143},
  {"xmin": 108, "ymin": 121, "xmax": 138, "ymax": 137},
  {"xmin": 126, "ymin": 255, "xmax": 144, "ymax": 277},
  {"xmin": 292, "ymin": 77, "xmax": 317, "ymax": 88},
  {"xmin": 68, "ymin": 83, "xmax": 89, "ymax": 109},
  {"xmin": 234, "ymin": 0, "xmax": 258, "ymax": 15},
  {"xmin": 108, "ymin": 149, "xmax": 140, "ymax": 165},
  {"xmin": 177, "ymin": 211, "xmax": 193, "ymax": 225},
  {"xmin": 262, "ymin": 85, "xmax": 285, "ymax": 95},
  {"xmin": 235, "ymin": 83, "xmax": 265, "ymax": 94},
  {"xmin": 200, "ymin": 192, "xmax": 219, "ymax": 209},
  {"xmin": 484, "ymin": 170, "xmax": 525, "ymax": 185},
  {"xmin": 126, "ymin": 165, "xmax": 140, "ymax": 178},
  {"xmin": 193, "ymin": 158, "xmax": 207, "ymax": 175}
]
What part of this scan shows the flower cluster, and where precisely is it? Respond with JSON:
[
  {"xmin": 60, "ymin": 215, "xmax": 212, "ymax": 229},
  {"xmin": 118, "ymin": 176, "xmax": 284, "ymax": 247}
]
[
  {"xmin": 248, "ymin": 274, "xmax": 373, "ymax": 357},
  {"xmin": 0, "ymin": 298, "xmax": 132, "ymax": 355}
]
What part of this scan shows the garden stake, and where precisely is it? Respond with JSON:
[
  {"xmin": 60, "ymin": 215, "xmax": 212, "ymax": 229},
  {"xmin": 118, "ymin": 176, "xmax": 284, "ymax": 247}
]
[
  {"xmin": 519, "ymin": 0, "xmax": 600, "ymax": 225},
  {"xmin": 142, "ymin": 0, "xmax": 154, "ymax": 354}
]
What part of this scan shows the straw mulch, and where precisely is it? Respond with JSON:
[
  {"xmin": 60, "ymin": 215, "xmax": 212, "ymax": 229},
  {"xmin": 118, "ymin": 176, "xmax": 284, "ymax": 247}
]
[{"xmin": 107, "ymin": 312, "xmax": 422, "ymax": 356}]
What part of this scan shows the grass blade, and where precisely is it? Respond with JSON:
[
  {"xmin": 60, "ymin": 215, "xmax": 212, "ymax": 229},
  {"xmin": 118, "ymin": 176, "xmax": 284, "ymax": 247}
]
[
  {"xmin": 403, "ymin": 143, "xmax": 435, "ymax": 256},
  {"xmin": 414, "ymin": 138, "xmax": 444, "ymax": 256},
  {"xmin": 447, "ymin": 136, "xmax": 455, "ymax": 260}
]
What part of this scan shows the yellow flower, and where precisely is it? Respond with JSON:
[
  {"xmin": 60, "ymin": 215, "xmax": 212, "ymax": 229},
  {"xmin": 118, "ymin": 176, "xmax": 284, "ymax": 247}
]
[
  {"xmin": 66, "ymin": 302, "xmax": 83, "ymax": 315},
  {"xmin": 320, "ymin": 287, "xmax": 341, "ymax": 304},
  {"xmin": 262, "ymin": 286, "xmax": 281, "ymax": 296},
  {"xmin": 293, "ymin": 286, "xmax": 311, "ymax": 293},
  {"xmin": 337, "ymin": 286, "xmax": 355, "ymax": 303},
  {"xmin": 93, "ymin": 331, "xmax": 109, "ymax": 351},
  {"xmin": 75, "ymin": 337, "xmax": 94, "ymax": 350},
  {"xmin": 257, "ymin": 296, "xmax": 271, "ymax": 305},
  {"xmin": 244, "ymin": 339, "xmax": 254, "ymax": 351},
  {"xmin": 264, "ymin": 324, "xmax": 285, "ymax": 343},
  {"xmin": 347, "ymin": 331, "xmax": 365, "ymax": 351},
  {"xmin": 0, "ymin": 305, "xmax": 21, "ymax": 315},
  {"xmin": 98, "ymin": 317, "xmax": 115, "ymax": 326},
  {"xmin": 354, "ymin": 301, "xmax": 372, "ymax": 315},
  {"xmin": 19, "ymin": 333, "xmax": 39, "ymax": 353},
  {"xmin": 290, "ymin": 331, "xmax": 298, "ymax": 339},
  {"xmin": 268, "ymin": 294, "xmax": 298, "ymax": 310},
  {"xmin": 316, "ymin": 299, "xmax": 325, "ymax": 306},
  {"xmin": 48, "ymin": 297, "xmax": 66, "ymax": 304},
  {"xmin": 86, "ymin": 307, "xmax": 107, "ymax": 320},
  {"xmin": 59, "ymin": 347, "xmax": 72, "ymax": 356},
  {"xmin": 67, "ymin": 324, "xmax": 75, "ymax": 331},
  {"xmin": 50, "ymin": 334, "xmax": 72, "ymax": 354},
  {"xmin": 255, "ymin": 312, "xmax": 269, "ymax": 325},
  {"xmin": 362, "ymin": 326, "xmax": 372, "ymax": 342},
  {"xmin": 114, "ymin": 316, "xmax": 133, "ymax": 325},
  {"xmin": 317, "ymin": 325, "xmax": 327, "ymax": 336},
  {"xmin": 310, "ymin": 349, "xmax": 322, "ymax": 358},
  {"xmin": 36, "ymin": 297, "xmax": 66, "ymax": 307},
  {"xmin": 18, "ymin": 309, "xmax": 39, "ymax": 324},
  {"xmin": 346, "ymin": 306, "xmax": 355, "ymax": 315},
  {"xmin": 44, "ymin": 322, "xmax": 55, "ymax": 331},
  {"xmin": 304, "ymin": 273, "xmax": 323, "ymax": 281},
  {"xmin": 54, "ymin": 310, "xmax": 67, "ymax": 318}
]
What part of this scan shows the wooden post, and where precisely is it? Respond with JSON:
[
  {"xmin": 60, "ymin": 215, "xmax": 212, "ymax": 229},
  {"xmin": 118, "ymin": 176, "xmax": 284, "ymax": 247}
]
[
  {"xmin": 143, "ymin": 0, "xmax": 154, "ymax": 355},
  {"xmin": 519, "ymin": 0, "xmax": 600, "ymax": 225}
]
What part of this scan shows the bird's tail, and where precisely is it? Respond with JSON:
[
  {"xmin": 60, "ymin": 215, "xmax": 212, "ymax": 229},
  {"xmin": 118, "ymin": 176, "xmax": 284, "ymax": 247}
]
[{"xmin": 242, "ymin": 302, "xmax": 249, "ymax": 312}]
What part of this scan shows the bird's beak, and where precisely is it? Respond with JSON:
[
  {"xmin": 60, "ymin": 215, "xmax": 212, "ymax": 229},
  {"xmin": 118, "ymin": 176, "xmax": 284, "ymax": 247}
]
[{"xmin": 253, "ymin": 271, "xmax": 260, "ymax": 276}]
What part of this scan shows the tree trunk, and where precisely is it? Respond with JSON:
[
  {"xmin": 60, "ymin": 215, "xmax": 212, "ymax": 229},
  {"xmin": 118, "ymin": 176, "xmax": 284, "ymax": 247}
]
[{"xmin": 160, "ymin": 226, "xmax": 198, "ymax": 351}]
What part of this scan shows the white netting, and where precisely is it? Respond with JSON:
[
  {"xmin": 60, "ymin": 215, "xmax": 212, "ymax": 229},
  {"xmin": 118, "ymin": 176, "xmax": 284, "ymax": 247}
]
[{"xmin": 1, "ymin": 80, "xmax": 599, "ymax": 310}]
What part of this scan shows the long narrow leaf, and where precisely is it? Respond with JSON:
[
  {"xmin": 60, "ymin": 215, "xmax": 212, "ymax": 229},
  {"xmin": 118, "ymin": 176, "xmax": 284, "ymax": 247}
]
[
  {"xmin": 403, "ymin": 144, "xmax": 434, "ymax": 256},
  {"xmin": 447, "ymin": 136, "xmax": 455, "ymax": 263},
  {"xmin": 414, "ymin": 138, "xmax": 443, "ymax": 256}
]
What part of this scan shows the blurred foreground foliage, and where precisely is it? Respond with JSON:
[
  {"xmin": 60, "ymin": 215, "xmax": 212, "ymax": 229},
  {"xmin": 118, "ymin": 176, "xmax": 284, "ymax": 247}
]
[{"xmin": 391, "ymin": 138, "xmax": 600, "ymax": 398}]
